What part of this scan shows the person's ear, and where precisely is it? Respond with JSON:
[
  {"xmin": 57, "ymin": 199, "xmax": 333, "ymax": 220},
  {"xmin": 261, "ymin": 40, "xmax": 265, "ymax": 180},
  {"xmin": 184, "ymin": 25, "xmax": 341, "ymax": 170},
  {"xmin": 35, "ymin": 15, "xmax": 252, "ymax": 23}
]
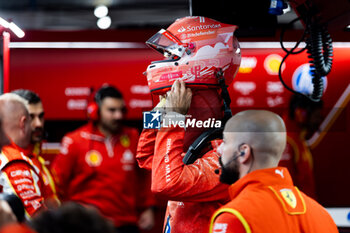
[
  {"xmin": 238, "ymin": 144, "xmax": 252, "ymax": 163},
  {"xmin": 217, "ymin": 142, "xmax": 224, "ymax": 156},
  {"xmin": 19, "ymin": 116, "xmax": 27, "ymax": 131}
]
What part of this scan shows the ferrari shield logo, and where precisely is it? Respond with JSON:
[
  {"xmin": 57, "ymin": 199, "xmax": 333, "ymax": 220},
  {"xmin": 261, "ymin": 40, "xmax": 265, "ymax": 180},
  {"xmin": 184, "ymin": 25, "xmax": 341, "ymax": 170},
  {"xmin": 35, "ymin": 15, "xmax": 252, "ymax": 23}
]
[
  {"xmin": 120, "ymin": 135, "xmax": 130, "ymax": 148},
  {"xmin": 280, "ymin": 188, "xmax": 297, "ymax": 208}
]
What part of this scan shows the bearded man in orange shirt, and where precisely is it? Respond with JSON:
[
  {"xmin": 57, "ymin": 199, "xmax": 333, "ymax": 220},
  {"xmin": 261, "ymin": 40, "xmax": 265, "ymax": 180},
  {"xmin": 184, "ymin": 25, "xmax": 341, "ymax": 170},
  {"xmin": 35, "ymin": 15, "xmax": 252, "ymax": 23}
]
[{"xmin": 210, "ymin": 110, "xmax": 338, "ymax": 233}]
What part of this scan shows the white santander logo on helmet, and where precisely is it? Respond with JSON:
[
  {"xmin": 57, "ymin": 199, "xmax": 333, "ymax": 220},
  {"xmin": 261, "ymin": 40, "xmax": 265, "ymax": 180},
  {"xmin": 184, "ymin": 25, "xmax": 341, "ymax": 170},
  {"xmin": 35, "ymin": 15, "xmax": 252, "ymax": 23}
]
[
  {"xmin": 186, "ymin": 23, "xmax": 222, "ymax": 31},
  {"xmin": 144, "ymin": 16, "xmax": 241, "ymax": 95}
]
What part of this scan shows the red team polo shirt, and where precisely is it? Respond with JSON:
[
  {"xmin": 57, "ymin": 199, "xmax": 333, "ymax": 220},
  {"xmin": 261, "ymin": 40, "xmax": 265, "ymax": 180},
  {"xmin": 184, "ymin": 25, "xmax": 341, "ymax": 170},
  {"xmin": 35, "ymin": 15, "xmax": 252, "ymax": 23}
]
[{"xmin": 52, "ymin": 123, "xmax": 154, "ymax": 227}]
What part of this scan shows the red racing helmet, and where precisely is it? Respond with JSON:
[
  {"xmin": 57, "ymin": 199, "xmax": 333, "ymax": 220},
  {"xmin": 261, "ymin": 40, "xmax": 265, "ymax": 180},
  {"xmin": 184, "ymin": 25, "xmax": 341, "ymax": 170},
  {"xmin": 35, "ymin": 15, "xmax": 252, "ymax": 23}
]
[{"xmin": 145, "ymin": 16, "xmax": 241, "ymax": 94}]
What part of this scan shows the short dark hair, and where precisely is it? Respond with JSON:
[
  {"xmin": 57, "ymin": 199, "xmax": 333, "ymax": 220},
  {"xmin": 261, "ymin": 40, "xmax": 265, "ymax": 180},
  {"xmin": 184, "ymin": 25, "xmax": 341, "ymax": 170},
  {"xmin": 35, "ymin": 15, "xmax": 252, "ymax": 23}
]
[
  {"xmin": 11, "ymin": 89, "xmax": 41, "ymax": 104},
  {"xmin": 95, "ymin": 85, "xmax": 123, "ymax": 106},
  {"xmin": 30, "ymin": 202, "xmax": 115, "ymax": 233}
]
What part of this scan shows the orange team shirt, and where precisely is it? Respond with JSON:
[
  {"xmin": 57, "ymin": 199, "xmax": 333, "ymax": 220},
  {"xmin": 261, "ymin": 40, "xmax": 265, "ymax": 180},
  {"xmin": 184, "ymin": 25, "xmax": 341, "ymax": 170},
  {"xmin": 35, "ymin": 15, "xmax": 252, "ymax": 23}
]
[{"xmin": 210, "ymin": 167, "xmax": 338, "ymax": 233}]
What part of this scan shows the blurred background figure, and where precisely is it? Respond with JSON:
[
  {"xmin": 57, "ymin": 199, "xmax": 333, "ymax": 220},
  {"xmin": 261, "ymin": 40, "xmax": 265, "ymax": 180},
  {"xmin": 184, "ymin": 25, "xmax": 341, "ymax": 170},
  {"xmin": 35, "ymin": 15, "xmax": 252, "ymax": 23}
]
[
  {"xmin": 0, "ymin": 202, "xmax": 115, "ymax": 233},
  {"xmin": 30, "ymin": 202, "xmax": 115, "ymax": 233},
  {"xmin": 12, "ymin": 89, "xmax": 60, "ymax": 207},
  {"xmin": 0, "ymin": 198, "xmax": 17, "ymax": 230},
  {"xmin": 0, "ymin": 93, "xmax": 57, "ymax": 219},
  {"xmin": 279, "ymin": 94, "xmax": 324, "ymax": 199},
  {"xmin": 11, "ymin": 90, "xmax": 45, "ymax": 145},
  {"xmin": 0, "ymin": 119, "xmax": 10, "ymax": 151},
  {"xmin": 52, "ymin": 85, "xmax": 155, "ymax": 233},
  {"xmin": 0, "ymin": 193, "xmax": 25, "ymax": 225}
]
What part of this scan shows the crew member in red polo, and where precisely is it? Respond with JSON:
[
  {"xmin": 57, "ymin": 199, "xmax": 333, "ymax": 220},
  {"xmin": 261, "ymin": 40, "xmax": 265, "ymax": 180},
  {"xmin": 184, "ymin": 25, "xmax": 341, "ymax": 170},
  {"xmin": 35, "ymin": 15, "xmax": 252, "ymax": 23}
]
[{"xmin": 52, "ymin": 85, "xmax": 155, "ymax": 233}]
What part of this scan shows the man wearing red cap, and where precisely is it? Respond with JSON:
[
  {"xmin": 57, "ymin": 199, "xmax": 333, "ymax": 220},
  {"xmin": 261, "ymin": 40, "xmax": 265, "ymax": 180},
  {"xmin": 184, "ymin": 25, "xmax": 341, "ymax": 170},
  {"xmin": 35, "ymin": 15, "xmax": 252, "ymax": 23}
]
[{"xmin": 137, "ymin": 16, "xmax": 241, "ymax": 233}]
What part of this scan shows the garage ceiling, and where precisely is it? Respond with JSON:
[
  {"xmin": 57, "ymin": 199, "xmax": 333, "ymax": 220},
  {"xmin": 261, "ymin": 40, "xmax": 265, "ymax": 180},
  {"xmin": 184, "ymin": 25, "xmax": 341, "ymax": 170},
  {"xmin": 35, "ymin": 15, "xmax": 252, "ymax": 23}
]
[
  {"xmin": 0, "ymin": 0, "xmax": 189, "ymax": 29},
  {"xmin": 0, "ymin": 0, "xmax": 299, "ymax": 30}
]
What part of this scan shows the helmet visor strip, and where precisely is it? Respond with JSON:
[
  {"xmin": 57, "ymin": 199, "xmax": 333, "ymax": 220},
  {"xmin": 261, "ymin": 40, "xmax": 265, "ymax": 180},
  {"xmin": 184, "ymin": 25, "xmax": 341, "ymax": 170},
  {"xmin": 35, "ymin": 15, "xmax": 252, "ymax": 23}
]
[{"xmin": 146, "ymin": 29, "xmax": 188, "ymax": 60}]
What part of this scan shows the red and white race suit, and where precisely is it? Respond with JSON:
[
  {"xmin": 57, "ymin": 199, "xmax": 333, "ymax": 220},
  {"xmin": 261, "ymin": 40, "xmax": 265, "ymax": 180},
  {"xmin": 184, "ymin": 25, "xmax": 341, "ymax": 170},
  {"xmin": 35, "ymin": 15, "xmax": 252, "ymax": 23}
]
[
  {"xmin": 0, "ymin": 143, "xmax": 58, "ymax": 218},
  {"xmin": 137, "ymin": 126, "xmax": 230, "ymax": 233}
]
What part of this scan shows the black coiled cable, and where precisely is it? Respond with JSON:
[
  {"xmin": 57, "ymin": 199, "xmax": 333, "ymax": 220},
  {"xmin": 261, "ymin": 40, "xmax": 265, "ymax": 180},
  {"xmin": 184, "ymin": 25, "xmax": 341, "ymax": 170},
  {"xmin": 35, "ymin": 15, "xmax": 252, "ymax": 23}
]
[
  {"xmin": 278, "ymin": 17, "xmax": 308, "ymax": 96},
  {"xmin": 306, "ymin": 23, "xmax": 333, "ymax": 101},
  {"xmin": 279, "ymin": 17, "xmax": 333, "ymax": 102}
]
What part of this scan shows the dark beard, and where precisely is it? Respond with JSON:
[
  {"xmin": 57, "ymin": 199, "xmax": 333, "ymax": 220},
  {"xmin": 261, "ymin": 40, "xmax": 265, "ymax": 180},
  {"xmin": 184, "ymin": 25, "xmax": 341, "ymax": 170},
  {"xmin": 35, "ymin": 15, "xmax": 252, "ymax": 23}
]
[
  {"xmin": 219, "ymin": 156, "xmax": 240, "ymax": 185},
  {"xmin": 31, "ymin": 127, "xmax": 44, "ymax": 143},
  {"xmin": 100, "ymin": 120, "xmax": 122, "ymax": 134}
]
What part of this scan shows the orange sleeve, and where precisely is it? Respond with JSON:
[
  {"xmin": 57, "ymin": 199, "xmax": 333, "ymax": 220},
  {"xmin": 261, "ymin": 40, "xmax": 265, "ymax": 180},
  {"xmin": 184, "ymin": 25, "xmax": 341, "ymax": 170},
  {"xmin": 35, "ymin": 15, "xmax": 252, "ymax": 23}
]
[
  {"xmin": 211, "ymin": 213, "xmax": 247, "ymax": 233},
  {"xmin": 151, "ymin": 126, "xmax": 229, "ymax": 202},
  {"xmin": 1, "ymin": 162, "xmax": 45, "ymax": 217},
  {"xmin": 136, "ymin": 129, "xmax": 158, "ymax": 170},
  {"xmin": 0, "ymin": 223, "xmax": 37, "ymax": 233}
]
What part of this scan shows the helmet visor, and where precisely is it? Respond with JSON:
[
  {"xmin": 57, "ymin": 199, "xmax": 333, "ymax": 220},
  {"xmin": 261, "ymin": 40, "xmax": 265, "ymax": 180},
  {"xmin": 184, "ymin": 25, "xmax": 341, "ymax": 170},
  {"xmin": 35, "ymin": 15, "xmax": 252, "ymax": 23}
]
[{"xmin": 146, "ymin": 29, "xmax": 186, "ymax": 59}]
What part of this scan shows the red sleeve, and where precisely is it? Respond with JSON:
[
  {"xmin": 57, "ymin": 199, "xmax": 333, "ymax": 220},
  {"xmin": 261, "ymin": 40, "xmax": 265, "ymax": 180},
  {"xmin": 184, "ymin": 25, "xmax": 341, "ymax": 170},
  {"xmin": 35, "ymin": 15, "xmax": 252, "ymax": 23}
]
[
  {"xmin": 151, "ymin": 126, "xmax": 229, "ymax": 202},
  {"xmin": 51, "ymin": 135, "xmax": 77, "ymax": 200},
  {"xmin": 211, "ymin": 213, "xmax": 247, "ymax": 233},
  {"xmin": 130, "ymin": 129, "xmax": 156, "ymax": 209},
  {"xmin": 136, "ymin": 129, "xmax": 158, "ymax": 170},
  {"xmin": 136, "ymin": 168, "xmax": 156, "ymax": 209},
  {"xmin": 1, "ymin": 162, "xmax": 45, "ymax": 217}
]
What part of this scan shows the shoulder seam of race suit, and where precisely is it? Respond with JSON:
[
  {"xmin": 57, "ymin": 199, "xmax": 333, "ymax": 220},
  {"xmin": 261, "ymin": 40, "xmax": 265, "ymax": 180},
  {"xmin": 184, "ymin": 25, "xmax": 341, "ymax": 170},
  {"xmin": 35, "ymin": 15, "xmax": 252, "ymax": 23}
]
[
  {"xmin": 0, "ymin": 152, "xmax": 40, "ymax": 174},
  {"xmin": 210, "ymin": 208, "xmax": 251, "ymax": 233}
]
